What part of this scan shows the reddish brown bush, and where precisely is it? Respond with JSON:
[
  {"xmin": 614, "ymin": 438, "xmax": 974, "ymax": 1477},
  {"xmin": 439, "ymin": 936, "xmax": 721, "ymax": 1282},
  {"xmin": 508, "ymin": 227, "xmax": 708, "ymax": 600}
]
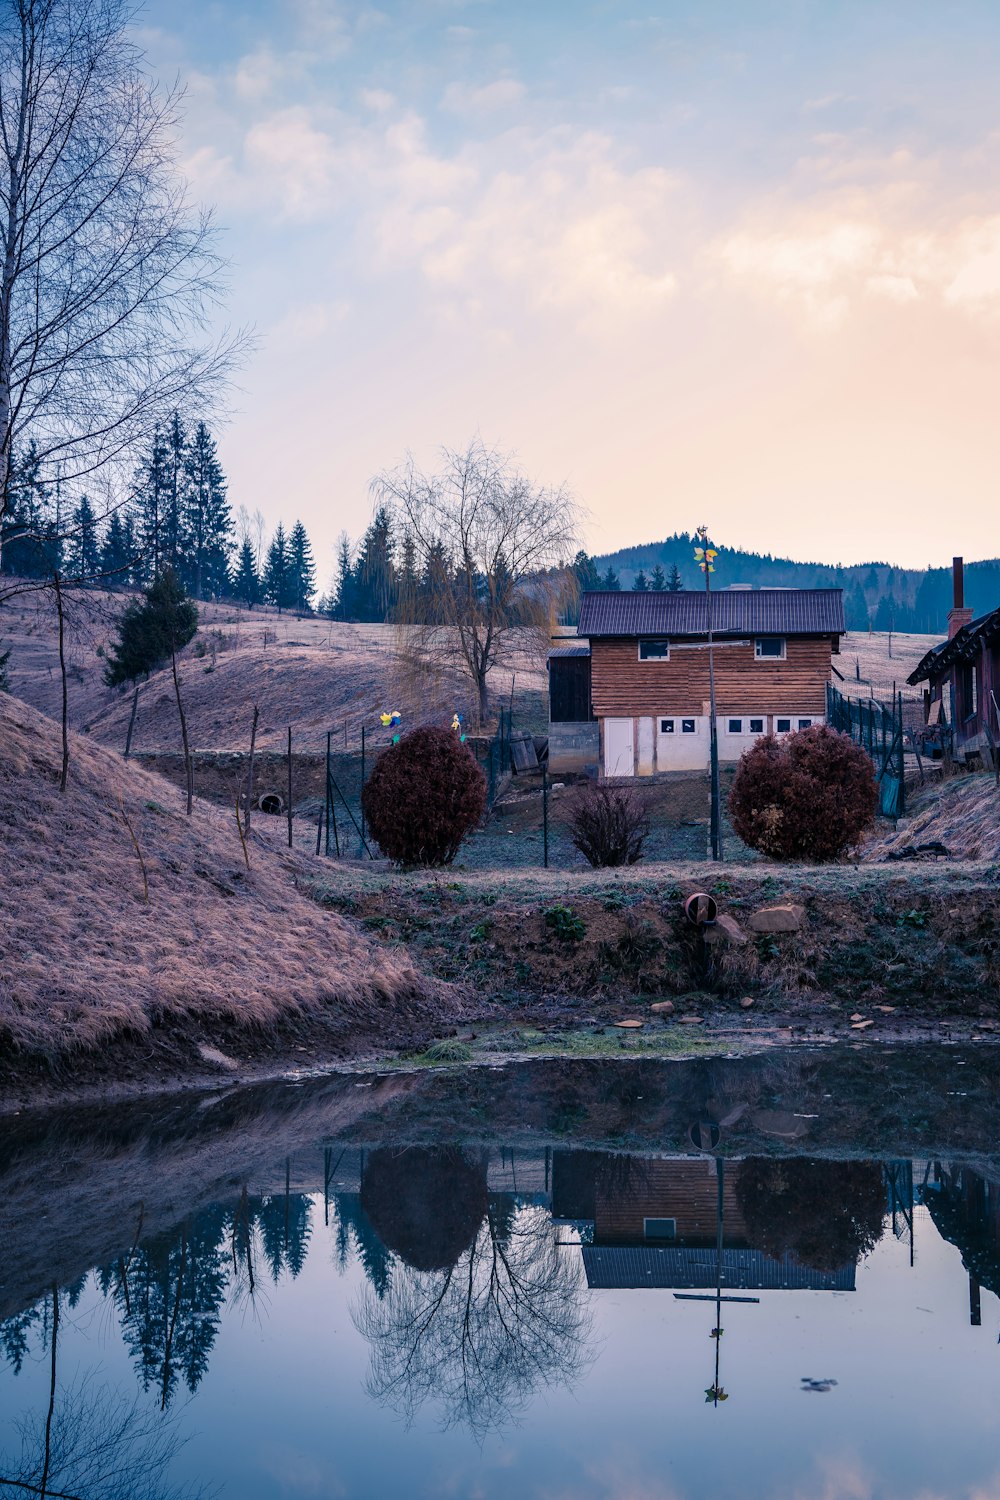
[
  {"xmin": 735, "ymin": 1158, "xmax": 886, "ymax": 1272},
  {"xmin": 728, "ymin": 724, "xmax": 877, "ymax": 861},
  {"xmin": 362, "ymin": 726, "xmax": 487, "ymax": 866},
  {"xmin": 569, "ymin": 779, "xmax": 649, "ymax": 867}
]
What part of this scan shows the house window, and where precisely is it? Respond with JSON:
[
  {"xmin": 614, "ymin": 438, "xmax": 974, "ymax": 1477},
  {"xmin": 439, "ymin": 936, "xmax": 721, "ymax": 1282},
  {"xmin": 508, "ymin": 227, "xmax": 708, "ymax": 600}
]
[
  {"xmin": 727, "ymin": 718, "xmax": 743, "ymax": 734},
  {"xmin": 798, "ymin": 718, "xmax": 813, "ymax": 730},
  {"xmin": 638, "ymin": 639, "xmax": 670, "ymax": 661},
  {"xmin": 749, "ymin": 718, "xmax": 764, "ymax": 734},
  {"xmin": 643, "ymin": 1217, "xmax": 677, "ymax": 1242},
  {"xmin": 959, "ymin": 663, "xmax": 978, "ymax": 721},
  {"xmin": 682, "ymin": 719, "xmax": 696, "ymax": 734},
  {"xmin": 776, "ymin": 718, "xmax": 791, "ymax": 733},
  {"xmin": 660, "ymin": 718, "xmax": 674, "ymax": 734},
  {"xmin": 755, "ymin": 637, "xmax": 786, "ymax": 660}
]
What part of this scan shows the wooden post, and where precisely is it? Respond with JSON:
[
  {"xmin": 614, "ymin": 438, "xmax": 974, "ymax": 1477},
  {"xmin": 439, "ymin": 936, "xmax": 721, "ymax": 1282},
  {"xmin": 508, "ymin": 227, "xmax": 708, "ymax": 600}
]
[
  {"xmin": 360, "ymin": 724, "xmax": 366, "ymax": 842},
  {"xmin": 52, "ymin": 572, "xmax": 69, "ymax": 795},
  {"xmin": 124, "ymin": 685, "xmax": 140, "ymax": 758},
  {"xmin": 245, "ymin": 704, "xmax": 259, "ymax": 833},
  {"xmin": 542, "ymin": 768, "xmax": 549, "ymax": 868},
  {"xmin": 325, "ymin": 731, "xmax": 332, "ymax": 856},
  {"xmin": 287, "ymin": 725, "xmax": 293, "ymax": 848}
]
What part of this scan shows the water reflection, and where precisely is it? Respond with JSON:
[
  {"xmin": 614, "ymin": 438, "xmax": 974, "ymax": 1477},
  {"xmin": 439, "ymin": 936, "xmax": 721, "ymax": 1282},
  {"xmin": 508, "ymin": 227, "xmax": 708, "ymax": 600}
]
[
  {"xmin": 7, "ymin": 1054, "xmax": 1000, "ymax": 1496},
  {"xmin": 355, "ymin": 1148, "xmax": 593, "ymax": 1438}
]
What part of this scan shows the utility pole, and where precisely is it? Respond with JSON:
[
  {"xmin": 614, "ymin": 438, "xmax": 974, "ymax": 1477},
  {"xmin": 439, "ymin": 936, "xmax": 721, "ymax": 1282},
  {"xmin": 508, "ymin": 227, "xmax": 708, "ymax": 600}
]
[{"xmin": 695, "ymin": 527, "xmax": 723, "ymax": 861}]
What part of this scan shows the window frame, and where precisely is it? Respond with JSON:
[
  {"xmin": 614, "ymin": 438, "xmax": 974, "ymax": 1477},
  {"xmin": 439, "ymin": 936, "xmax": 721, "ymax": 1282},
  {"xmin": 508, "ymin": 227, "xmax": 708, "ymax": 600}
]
[
  {"xmin": 638, "ymin": 638, "xmax": 670, "ymax": 662},
  {"xmin": 643, "ymin": 1217, "xmax": 677, "ymax": 1242},
  {"xmin": 754, "ymin": 636, "xmax": 787, "ymax": 661},
  {"xmin": 797, "ymin": 718, "xmax": 813, "ymax": 730},
  {"xmin": 776, "ymin": 717, "xmax": 791, "ymax": 733},
  {"xmin": 659, "ymin": 718, "xmax": 674, "ymax": 734},
  {"xmin": 749, "ymin": 717, "xmax": 765, "ymax": 735},
  {"xmin": 727, "ymin": 718, "xmax": 743, "ymax": 734},
  {"xmin": 681, "ymin": 718, "xmax": 696, "ymax": 734}
]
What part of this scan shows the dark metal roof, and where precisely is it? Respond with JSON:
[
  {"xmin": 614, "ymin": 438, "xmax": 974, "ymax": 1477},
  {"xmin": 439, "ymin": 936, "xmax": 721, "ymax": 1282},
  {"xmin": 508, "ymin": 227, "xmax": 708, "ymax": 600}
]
[
  {"xmin": 547, "ymin": 644, "xmax": 591, "ymax": 659},
  {"xmin": 908, "ymin": 605, "xmax": 1000, "ymax": 685},
  {"xmin": 581, "ymin": 1244, "xmax": 855, "ymax": 1291},
  {"xmin": 577, "ymin": 589, "xmax": 845, "ymax": 638}
]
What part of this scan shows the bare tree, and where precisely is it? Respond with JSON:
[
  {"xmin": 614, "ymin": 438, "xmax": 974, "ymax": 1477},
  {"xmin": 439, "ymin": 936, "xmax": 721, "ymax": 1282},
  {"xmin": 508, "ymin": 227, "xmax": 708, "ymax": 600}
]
[
  {"xmin": 371, "ymin": 439, "xmax": 579, "ymax": 723},
  {"xmin": 354, "ymin": 1202, "xmax": 594, "ymax": 1440},
  {"xmin": 0, "ymin": 0, "xmax": 244, "ymax": 573}
]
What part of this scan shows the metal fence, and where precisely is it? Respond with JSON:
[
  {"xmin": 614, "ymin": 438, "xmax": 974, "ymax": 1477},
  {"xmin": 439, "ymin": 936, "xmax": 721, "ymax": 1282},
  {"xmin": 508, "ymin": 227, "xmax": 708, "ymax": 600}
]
[{"xmin": 827, "ymin": 683, "xmax": 906, "ymax": 817}]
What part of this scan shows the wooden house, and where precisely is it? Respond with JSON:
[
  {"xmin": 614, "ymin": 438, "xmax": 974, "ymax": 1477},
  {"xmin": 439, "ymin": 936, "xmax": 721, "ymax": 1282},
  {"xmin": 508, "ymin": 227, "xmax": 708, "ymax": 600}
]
[
  {"xmin": 549, "ymin": 588, "xmax": 845, "ymax": 777},
  {"xmin": 907, "ymin": 558, "xmax": 1000, "ymax": 767}
]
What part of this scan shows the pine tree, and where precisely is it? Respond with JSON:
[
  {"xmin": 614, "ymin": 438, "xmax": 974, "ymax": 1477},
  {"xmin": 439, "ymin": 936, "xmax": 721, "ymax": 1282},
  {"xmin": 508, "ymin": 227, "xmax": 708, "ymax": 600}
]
[
  {"xmin": 100, "ymin": 510, "xmax": 131, "ymax": 584},
  {"xmin": 0, "ymin": 442, "xmax": 60, "ymax": 577},
  {"xmin": 263, "ymin": 523, "xmax": 292, "ymax": 611},
  {"xmin": 667, "ymin": 563, "xmax": 683, "ymax": 592},
  {"xmin": 650, "ymin": 564, "xmax": 666, "ymax": 591},
  {"xmin": 162, "ymin": 411, "xmax": 188, "ymax": 570},
  {"xmin": 184, "ymin": 421, "xmax": 232, "ymax": 598},
  {"xmin": 66, "ymin": 495, "xmax": 100, "ymax": 580},
  {"xmin": 394, "ymin": 529, "xmax": 419, "ymax": 617},
  {"xmin": 232, "ymin": 537, "xmax": 261, "ymax": 608},
  {"xmin": 632, "ymin": 569, "xmax": 649, "ymax": 592},
  {"xmin": 333, "ymin": 533, "xmax": 358, "ymax": 619},
  {"xmin": 601, "ymin": 566, "xmax": 621, "ymax": 591},
  {"xmin": 133, "ymin": 426, "xmax": 171, "ymax": 580},
  {"xmin": 571, "ymin": 550, "xmax": 601, "ymax": 592},
  {"xmin": 103, "ymin": 568, "xmax": 198, "ymax": 686},
  {"xmin": 288, "ymin": 520, "xmax": 317, "ymax": 612},
  {"xmin": 354, "ymin": 506, "xmax": 395, "ymax": 621}
]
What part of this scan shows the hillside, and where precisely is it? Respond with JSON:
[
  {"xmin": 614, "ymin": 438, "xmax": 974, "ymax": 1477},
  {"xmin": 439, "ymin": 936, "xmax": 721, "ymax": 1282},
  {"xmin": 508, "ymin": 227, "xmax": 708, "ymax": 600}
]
[
  {"xmin": 591, "ymin": 532, "xmax": 1000, "ymax": 635},
  {"xmin": 0, "ymin": 586, "xmax": 549, "ymax": 752},
  {"xmin": 0, "ymin": 693, "xmax": 457, "ymax": 1088}
]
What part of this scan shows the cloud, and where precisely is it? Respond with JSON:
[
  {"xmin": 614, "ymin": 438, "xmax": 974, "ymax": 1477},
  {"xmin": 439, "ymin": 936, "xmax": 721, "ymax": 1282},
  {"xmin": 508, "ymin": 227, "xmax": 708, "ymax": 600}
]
[{"xmin": 441, "ymin": 77, "xmax": 527, "ymax": 114}]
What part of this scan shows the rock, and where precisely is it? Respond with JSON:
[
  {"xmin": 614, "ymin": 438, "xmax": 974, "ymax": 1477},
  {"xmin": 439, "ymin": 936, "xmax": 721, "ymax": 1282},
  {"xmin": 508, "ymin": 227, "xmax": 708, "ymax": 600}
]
[
  {"xmin": 197, "ymin": 1043, "xmax": 239, "ymax": 1072},
  {"xmin": 739, "ymin": 996, "xmax": 755, "ymax": 1009},
  {"xmin": 614, "ymin": 1019, "xmax": 643, "ymax": 1029},
  {"xmin": 850, "ymin": 1019, "xmax": 875, "ymax": 1031},
  {"xmin": 650, "ymin": 1000, "xmax": 675, "ymax": 1014},
  {"xmin": 750, "ymin": 1109, "xmax": 810, "ymax": 1140},
  {"xmin": 748, "ymin": 904, "xmax": 806, "ymax": 934},
  {"xmin": 877, "ymin": 1005, "xmax": 896, "ymax": 1014},
  {"xmin": 850, "ymin": 1013, "xmax": 864, "ymax": 1022},
  {"xmin": 678, "ymin": 1015, "xmax": 704, "ymax": 1025},
  {"xmin": 703, "ymin": 914, "xmax": 748, "ymax": 946}
]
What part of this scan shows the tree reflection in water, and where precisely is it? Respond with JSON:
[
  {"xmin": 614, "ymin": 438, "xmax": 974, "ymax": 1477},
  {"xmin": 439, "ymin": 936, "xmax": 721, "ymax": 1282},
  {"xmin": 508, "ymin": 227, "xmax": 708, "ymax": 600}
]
[
  {"xmin": 736, "ymin": 1158, "xmax": 886, "ymax": 1271},
  {"xmin": 354, "ymin": 1147, "xmax": 594, "ymax": 1440}
]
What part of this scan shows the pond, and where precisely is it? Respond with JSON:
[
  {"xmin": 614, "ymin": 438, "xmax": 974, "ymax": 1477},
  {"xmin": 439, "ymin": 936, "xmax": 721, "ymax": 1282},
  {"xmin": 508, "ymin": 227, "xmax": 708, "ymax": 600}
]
[{"xmin": 3, "ymin": 1047, "xmax": 1000, "ymax": 1499}]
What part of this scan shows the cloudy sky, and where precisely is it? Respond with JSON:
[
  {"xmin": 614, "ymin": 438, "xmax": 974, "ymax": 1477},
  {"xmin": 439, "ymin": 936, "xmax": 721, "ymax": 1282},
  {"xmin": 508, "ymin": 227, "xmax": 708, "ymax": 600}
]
[{"xmin": 141, "ymin": 0, "xmax": 1000, "ymax": 578}]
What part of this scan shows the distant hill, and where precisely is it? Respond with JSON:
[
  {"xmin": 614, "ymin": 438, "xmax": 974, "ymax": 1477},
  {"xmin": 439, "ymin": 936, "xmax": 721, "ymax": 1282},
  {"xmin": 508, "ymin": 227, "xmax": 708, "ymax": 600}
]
[{"xmin": 590, "ymin": 532, "xmax": 1000, "ymax": 635}]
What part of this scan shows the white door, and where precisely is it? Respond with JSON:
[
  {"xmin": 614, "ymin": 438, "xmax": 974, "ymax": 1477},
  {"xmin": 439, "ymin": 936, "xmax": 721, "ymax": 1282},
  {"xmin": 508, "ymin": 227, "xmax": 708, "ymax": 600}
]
[{"xmin": 604, "ymin": 718, "xmax": 635, "ymax": 777}]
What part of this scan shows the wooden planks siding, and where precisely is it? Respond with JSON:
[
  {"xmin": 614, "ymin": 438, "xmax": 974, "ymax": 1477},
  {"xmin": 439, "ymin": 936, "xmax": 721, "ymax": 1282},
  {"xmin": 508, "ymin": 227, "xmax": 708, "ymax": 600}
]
[
  {"xmin": 594, "ymin": 1159, "xmax": 749, "ymax": 1245},
  {"xmin": 590, "ymin": 636, "xmax": 833, "ymax": 717}
]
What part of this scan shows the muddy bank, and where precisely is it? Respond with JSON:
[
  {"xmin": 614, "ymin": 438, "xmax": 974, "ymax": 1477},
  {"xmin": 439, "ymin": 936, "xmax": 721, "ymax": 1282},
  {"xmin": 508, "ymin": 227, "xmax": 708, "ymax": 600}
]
[{"xmin": 308, "ymin": 861, "xmax": 1000, "ymax": 1025}]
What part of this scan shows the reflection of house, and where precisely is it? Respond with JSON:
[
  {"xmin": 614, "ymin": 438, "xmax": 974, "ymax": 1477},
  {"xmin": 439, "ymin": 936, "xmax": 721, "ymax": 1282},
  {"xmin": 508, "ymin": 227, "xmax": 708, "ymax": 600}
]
[
  {"xmin": 552, "ymin": 1152, "xmax": 856, "ymax": 1293},
  {"xmin": 549, "ymin": 589, "xmax": 845, "ymax": 778},
  {"xmin": 907, "ymin": 558, "xmax": 1000, "ymax": 765}
]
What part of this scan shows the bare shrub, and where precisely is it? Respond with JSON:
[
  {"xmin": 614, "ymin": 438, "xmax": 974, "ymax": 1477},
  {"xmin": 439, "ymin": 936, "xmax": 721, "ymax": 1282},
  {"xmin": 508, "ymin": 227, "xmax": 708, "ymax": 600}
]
[
  {"xmin": 728, "ymin": 724, "xmax": 878, "ymax": 861},
  {"xmin": 568, "ymin": 780, "xmax": 649, "ymax": 868},
  {"xmin": 361, "ymin": 726, "xmax": 487, "ymax": 866}
]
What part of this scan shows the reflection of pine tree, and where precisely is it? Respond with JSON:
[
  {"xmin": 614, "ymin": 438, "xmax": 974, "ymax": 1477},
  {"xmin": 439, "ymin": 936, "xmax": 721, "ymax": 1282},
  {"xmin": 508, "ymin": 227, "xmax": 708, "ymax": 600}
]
[
  {"xmin": 257, "ymin": 1189, "xmax": 313, "ymax": 1282},
  {"xmin": 334, "ymin": 1193, "xmax": 393, "ymax": 1299},
  {"xmin": 0, "ymin": 1302, "xmax": 41, "ymax": 1374},
  {"xmin": 104, "ymin": 1207, "xmax": 229, "ymax": 1408}
]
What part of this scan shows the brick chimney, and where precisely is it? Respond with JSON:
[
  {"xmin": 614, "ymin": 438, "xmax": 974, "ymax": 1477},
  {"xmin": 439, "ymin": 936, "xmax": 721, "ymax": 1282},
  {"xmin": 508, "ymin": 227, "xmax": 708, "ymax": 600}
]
[{"xmin": 948, "ymin": 556, "xmax": 973, "ymax": 639}]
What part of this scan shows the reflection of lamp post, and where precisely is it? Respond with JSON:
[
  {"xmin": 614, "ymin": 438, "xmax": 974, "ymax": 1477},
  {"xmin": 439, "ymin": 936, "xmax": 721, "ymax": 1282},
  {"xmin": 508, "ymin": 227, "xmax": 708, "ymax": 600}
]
[{"xmin": 694, "ymin": 527, "xmax": 722, "ymax": 861}]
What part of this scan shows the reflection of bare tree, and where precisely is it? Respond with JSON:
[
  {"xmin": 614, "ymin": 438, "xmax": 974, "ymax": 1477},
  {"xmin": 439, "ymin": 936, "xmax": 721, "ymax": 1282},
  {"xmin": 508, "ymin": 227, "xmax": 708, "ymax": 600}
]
[
  {"xmin": 354, "ymin": 1203, "xmax": 594, "ymax": 1441},
  {"xmin": 1, "ymin": 1373, "xmax": 210, "ymax": 1500}
]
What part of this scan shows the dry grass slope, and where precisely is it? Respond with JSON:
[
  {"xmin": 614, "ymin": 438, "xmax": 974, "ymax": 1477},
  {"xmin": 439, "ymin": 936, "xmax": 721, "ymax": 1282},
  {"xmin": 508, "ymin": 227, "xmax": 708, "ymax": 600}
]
[{"xmin": 0, "ymin": 693, "xmax": 456, "ymax": 1068}]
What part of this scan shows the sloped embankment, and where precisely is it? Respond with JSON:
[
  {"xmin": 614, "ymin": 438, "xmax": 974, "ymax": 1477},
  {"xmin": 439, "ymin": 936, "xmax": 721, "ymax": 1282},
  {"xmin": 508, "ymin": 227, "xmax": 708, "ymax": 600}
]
[
  {"xmin": 862, "ymin": 773, "xmax": 1000, "ymax": 863},
  {"xmin": 0, "ymin": 694, "xmax": 457, "ymax": 1091}
]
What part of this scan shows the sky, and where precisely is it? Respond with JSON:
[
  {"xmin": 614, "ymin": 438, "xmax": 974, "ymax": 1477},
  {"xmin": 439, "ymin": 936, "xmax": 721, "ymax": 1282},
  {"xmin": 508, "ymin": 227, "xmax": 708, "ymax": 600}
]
[{"xmin": 139, "ymin": 0, "xmax": 1000, "ymax": 581}]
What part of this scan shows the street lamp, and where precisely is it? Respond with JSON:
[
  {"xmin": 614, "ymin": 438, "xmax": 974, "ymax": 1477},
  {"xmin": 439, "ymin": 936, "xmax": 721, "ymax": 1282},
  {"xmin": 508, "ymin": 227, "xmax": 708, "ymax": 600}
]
[{"xmin": 694, "ymin": 526, "xmax": 723, "ymax": 861}]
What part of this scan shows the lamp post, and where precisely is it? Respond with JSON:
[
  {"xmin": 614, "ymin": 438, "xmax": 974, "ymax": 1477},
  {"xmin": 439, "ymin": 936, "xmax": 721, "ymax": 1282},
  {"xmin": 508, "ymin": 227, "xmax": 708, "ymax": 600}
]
[{"xmin": 695, "ymin": 527, "xmax": 723, "ymax": 861}]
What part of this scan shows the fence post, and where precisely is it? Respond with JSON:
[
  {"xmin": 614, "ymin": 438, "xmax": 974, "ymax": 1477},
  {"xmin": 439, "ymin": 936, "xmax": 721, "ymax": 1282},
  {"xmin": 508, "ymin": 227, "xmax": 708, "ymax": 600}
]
[
  {"xmin": 287, "ymin": 726, "xmax": 293, "ymax": 848},
  {"xmin": 361, "ymin": 725, "xmax": 366, "ymax": 842},
  {"xmin": 542, "ymin": 768, "xmax": 549, "ymax": 868},
  {"xmin": 898, "ymin": 689, "xmax": 906, "ymax": 815},
  {"xmin": 325, "ymin": 731, "xmax": 332, "ymax": 856}
]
